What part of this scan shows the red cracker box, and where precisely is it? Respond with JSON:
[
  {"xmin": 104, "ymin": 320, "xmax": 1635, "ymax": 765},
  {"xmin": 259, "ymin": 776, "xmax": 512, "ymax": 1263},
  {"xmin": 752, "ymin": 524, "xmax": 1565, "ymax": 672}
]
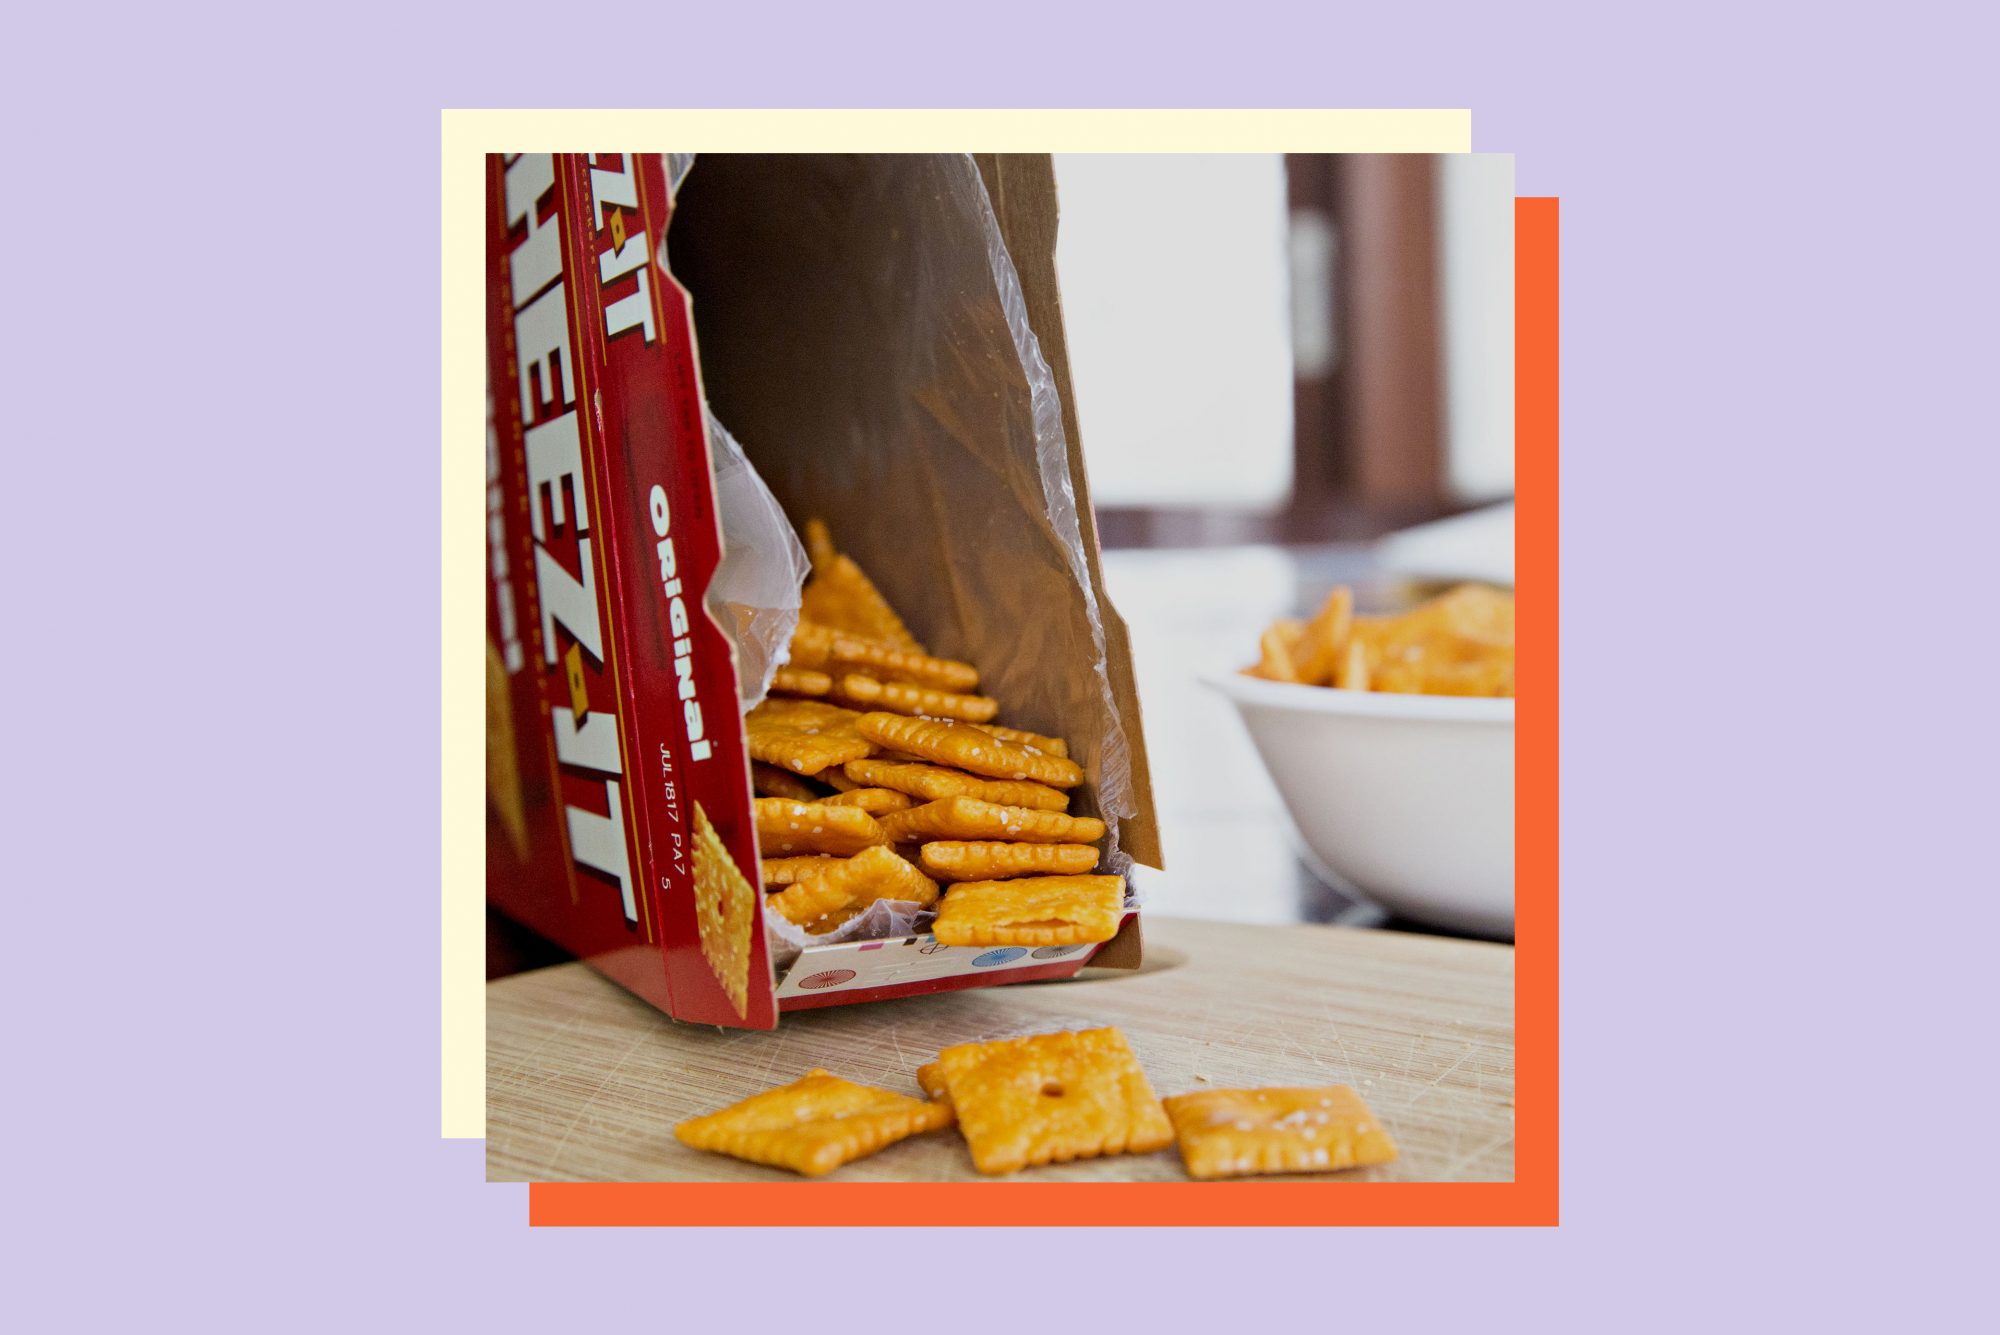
[{"xmin": 486, "ymin": 152, "xmax": 1159, "ymax": 1028}]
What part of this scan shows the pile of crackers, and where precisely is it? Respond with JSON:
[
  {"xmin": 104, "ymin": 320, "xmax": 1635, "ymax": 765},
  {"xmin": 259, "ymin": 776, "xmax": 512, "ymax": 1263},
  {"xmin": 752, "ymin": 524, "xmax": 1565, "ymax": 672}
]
[
  {"xmin": 744, "ymin": 521, "xmax": 1122, "ymax": 947},
  {"xmin": 1247, "ymin": 582, "xmax": 1515, "ymax": 697},
  {"xmin": 675, "ymin": 1025, "xmax": 1397, "ymax": 1179}
]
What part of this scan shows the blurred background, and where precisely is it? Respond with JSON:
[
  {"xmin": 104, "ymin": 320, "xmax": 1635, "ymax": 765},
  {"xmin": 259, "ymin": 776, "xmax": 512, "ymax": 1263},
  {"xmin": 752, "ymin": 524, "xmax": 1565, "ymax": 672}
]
[
  {"xmin": 1055, "ymin": 153, "xmax": 1516, "ymax": 935},
  {"xmin": 1057, "ymin": 153, "xmax": 1513, "ymax": 544}
]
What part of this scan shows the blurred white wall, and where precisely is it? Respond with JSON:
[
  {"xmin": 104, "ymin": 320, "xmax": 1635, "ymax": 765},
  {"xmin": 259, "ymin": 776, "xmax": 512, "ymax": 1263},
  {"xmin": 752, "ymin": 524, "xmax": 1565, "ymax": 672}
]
[
  {"xmin": 1438, "ymin": 154, "xmax": 1516, "ymax": 502},
  {"xmin": 1052, "ymin": 154, "xmax": 1294, "ymax": 507},
  {"xmin": 1052, "ymin": 153, "xmax": 1514, "ymax": 514}
]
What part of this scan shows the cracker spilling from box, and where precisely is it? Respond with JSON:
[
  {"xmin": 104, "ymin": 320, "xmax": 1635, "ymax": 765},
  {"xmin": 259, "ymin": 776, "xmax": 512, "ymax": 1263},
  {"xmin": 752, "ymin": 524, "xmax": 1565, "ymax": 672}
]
[{"xmin": 485, "ymin": 153, "xmax": 1158, "ymax": 1027}]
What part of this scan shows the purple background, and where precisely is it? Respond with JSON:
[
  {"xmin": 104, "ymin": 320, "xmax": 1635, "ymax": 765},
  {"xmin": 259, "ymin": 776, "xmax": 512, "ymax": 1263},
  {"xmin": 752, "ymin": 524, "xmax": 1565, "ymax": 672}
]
[{"xmin": 13, "ymin": 3, "xmax": 1992, "ymax": 1329}]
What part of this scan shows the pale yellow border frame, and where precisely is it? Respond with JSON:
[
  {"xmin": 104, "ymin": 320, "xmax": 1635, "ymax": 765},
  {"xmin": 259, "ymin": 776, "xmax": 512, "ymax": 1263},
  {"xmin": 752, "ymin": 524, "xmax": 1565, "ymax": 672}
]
[{"xmin": 443, "ymin": 109, "xmax": 1474, "ymax": 1138}]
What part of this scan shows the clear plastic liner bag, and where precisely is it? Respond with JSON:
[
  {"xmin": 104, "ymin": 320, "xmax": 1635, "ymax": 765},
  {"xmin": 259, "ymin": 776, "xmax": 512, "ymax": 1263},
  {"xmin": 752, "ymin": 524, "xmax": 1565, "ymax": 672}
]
[
  {"xmin": 702, "ymin": 407, "xmax": 811, "ymax": 710},
  {"xmin": 762, "ymin": 898, "xmax": 939, "ymax": 973},
  {"xmin": 662, "ymin": 152, "xmax": 696, "ymax": 197}
]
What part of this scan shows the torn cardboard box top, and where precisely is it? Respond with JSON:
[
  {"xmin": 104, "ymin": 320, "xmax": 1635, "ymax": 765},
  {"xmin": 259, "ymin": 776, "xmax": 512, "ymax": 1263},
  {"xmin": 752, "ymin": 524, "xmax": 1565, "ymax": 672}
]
[{"xmin": 485, "ymin": 152, "xmax": 1158, "ymax": 1028}]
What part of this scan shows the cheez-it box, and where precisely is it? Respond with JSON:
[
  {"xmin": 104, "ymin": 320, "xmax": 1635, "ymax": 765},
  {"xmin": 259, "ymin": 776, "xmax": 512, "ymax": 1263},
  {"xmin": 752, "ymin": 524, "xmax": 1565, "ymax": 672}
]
[{"xmin": 486, "ymin": 152, "xmax": 1159, "ymax": 1029}]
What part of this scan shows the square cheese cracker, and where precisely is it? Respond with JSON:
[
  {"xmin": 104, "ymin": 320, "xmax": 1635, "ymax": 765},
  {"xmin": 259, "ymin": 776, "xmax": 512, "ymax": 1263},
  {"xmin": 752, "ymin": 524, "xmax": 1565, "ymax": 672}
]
[
  {"xmin": 927, "ymin": 1028, "xmax": 1172, "ymax": 1175},
  {"xmin": 675, "ymin": 1069, "xmax": 954, "ymax": 1177},
  {"xmin": 744, "ymin": 698, "xmax": 876, "ymax": 776},
  {"xmin": 930, "ymin": 874, "xmax": 1125, "ymax": 947},
  {"xmin": 753, "ymin": 797, "xmax": 888, "ymax": 857},
  {"xmin": 1162, "ymin": 1085, "xmax": 1398, "ymax": 1179}
]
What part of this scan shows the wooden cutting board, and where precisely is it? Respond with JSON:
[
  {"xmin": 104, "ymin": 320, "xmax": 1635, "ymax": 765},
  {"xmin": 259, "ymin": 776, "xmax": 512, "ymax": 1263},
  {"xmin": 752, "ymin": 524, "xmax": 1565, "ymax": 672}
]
[{"xmin": 487, "ymin": 917, "xmax": 1515, "ymax": 1182}]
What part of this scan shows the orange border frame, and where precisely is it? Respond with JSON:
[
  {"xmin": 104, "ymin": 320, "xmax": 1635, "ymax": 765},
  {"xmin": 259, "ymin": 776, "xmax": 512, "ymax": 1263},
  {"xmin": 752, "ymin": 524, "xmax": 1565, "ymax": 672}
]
[{"xmin": 526, "ymin": 196, "xmax": 1559, "ymax": 1227}]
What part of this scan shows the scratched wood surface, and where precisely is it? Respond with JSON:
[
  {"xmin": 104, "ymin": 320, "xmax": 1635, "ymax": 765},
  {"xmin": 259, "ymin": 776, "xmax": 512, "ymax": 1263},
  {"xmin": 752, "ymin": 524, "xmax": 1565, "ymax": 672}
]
[{"xmin": 486, "ymin": 917, "xmax": 1515, "ymax": 1182}]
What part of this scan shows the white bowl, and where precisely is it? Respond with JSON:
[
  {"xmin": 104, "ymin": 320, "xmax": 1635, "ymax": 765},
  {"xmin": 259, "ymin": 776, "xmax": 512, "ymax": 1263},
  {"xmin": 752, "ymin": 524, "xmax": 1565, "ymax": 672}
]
[{"xmin": 1205, "ymin": 674, "xmax": 1514, "ymax": 938}]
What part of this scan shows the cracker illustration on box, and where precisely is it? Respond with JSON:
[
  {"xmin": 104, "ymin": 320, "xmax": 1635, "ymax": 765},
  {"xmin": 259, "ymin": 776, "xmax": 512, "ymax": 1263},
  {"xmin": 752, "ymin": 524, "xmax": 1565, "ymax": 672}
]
[
  {"xmin": 691, "ymin": 803, "xmax": 757, "ymax": 1018},
  {"xmin": 485, "ymin": 638, "xmax": 530, "ymax": 862}
]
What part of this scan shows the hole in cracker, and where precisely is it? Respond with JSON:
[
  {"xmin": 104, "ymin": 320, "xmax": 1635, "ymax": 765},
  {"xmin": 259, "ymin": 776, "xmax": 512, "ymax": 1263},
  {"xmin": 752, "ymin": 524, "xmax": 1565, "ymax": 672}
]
[{"xmin": 1040, "ymin": 1081, "xmax": 1064, "ymax": 1098}]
